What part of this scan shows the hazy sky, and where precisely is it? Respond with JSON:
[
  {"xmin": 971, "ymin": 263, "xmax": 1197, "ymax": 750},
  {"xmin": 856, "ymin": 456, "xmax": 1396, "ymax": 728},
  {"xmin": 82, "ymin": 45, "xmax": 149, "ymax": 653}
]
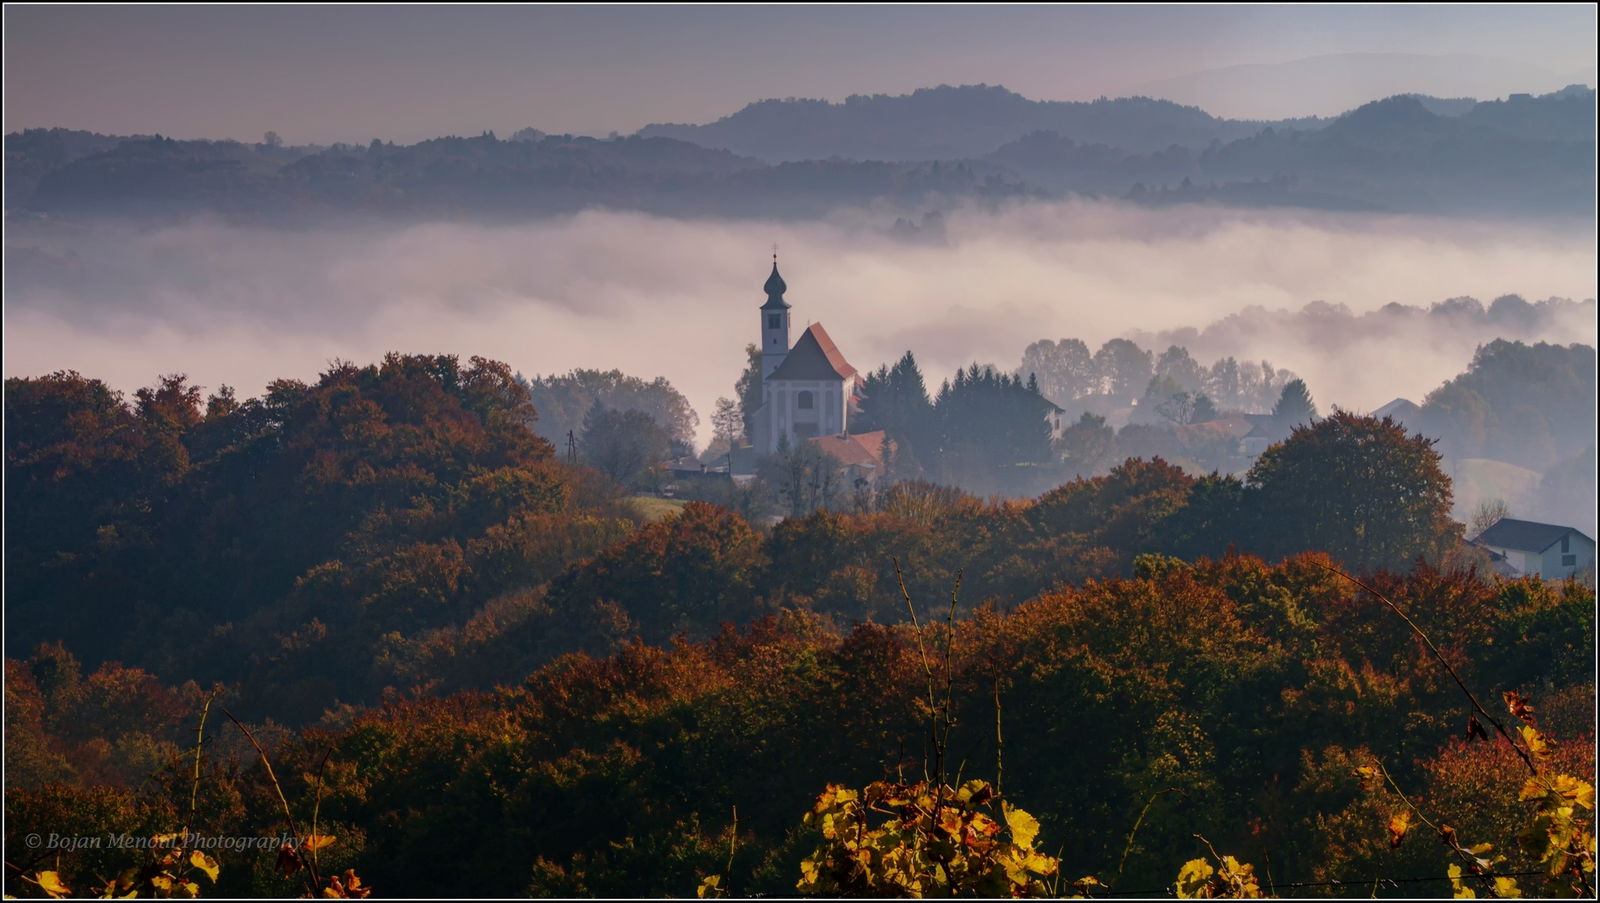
[{"xmin": 6, "ymin": 5, "xmax": 1595, "ymax": 143}]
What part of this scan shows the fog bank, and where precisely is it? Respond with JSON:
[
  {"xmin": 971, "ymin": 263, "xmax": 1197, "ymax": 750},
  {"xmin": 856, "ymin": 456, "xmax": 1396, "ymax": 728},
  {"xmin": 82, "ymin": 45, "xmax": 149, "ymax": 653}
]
[{"xmin": 5, "ymin": 200, "xmax": 1595, "ymax": 447}]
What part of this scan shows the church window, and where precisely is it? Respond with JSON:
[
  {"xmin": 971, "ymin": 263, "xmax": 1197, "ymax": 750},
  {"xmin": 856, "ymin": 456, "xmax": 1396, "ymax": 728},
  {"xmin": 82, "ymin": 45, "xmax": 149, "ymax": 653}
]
[
  {"xmin": 798, "ymin": 391, "xmax": 814, "ymax": 409},
  {"xmin": 768, "ymin": 314, "xmax": 780, "ymax": 329}
]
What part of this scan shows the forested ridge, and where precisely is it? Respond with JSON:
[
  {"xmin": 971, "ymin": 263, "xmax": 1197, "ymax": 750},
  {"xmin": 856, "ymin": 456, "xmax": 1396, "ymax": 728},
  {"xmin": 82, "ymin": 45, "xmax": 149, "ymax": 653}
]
[
  {"xmin": 4, "ymin": 354, "xmax": 1593, "ymax": 898},
  {"xmin": 7, "ymin": 84, "xmax": 1592, "ymax": 221}
]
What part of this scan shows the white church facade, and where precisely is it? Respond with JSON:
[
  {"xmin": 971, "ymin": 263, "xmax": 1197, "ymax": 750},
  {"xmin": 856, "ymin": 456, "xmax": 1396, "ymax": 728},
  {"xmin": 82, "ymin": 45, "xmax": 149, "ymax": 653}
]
[{"xmin": 750, "ymin": 259, "xmax": 862, "ymax": 456}]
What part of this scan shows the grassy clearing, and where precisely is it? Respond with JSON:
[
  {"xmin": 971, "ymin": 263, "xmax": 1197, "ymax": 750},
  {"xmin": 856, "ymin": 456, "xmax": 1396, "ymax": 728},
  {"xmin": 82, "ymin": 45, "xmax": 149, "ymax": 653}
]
[{"xmin": 629, "ymin": 495, "xmax": 689, "ymax": 521}]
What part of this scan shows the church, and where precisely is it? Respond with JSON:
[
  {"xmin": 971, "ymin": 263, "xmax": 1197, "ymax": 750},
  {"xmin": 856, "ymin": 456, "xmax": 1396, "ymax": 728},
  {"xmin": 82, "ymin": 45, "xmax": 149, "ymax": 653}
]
[{"xmin": 750, "ymin": 257, "xmax": 863, "ymax": 456}]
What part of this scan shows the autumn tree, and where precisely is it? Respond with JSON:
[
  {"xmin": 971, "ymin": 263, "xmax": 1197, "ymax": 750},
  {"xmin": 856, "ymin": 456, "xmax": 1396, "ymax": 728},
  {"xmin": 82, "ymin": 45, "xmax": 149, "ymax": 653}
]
[
  {"xmin": 1092, "ymin": 338, "xmax": 1153, "ymax": 402},
  {"xmin": 579, "ymin": 403, "xmax": 672, "ymax": 488},
  {"xmin": 759, "ymin": 438, "xmax": 847, "ymax": 518},
  {"xmin": 1154, "ymin": 345, "xmax": 1206, "ymax": 393},
  {"xmin": 526, "ymin": 368, "xmax": 698, "ymax": 454},
  {"xmin": 1245, "ymin": 411, "xmax": 1458, "ymax": 572},
  {"xmin": 1017, "ymin": 338, "xmax": 1095, "ymax": 404},
  {"xmin": 544, "ymin": 501, "xmax": 767, "ymax": 641},
  {"xmin": 1055, "ymin": 412, "xmax": 1115, "ymax": 476},
  {"xmin": 735, "ymin": 343, "xmax": 764, "ymax": 444},
  {"xmin": 1467, "ymin": 498, "xmax": 1511, "ymax": 540},
  {"xmin": 709, "ymin": 397, "xmax": 742, "ymax": 456}
]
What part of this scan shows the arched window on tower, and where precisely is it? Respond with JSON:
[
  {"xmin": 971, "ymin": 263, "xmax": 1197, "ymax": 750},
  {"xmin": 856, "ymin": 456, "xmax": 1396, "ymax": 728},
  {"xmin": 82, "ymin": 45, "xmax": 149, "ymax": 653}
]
[{"xmin": 798, "ymin": 391, "xmax": 814, "ymax": 410}]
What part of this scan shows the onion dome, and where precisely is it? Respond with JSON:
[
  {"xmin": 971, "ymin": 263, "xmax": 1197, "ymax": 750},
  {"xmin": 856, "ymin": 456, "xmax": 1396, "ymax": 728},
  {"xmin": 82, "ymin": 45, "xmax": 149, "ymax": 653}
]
[{"xmin": 762, "ymin": 259, "xmax": 790, "ymax": 309}]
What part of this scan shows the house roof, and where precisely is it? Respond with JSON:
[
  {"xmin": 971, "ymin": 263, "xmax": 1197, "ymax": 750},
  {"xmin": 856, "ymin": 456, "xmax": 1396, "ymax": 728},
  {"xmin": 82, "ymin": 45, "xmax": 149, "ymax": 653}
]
[
  {"xmin": 768, "ymin": 323, "xmax": 857, "ymax": 382},
  {"xmin": 809, "ymin": 430, "xmax": 893, "ymax": 470},
  {"xmin": 1372, "ymin": 397, "xmax": 1421, "ymax": 421},
  {"xmin": 1240, "ymin": 412, "xmax": 1278, "ymax": 439},
  {"xmin": 1475, "ymin": 517, "xmax": 1590, "ymax": 553},
  {"xmin": 1174, "ymin": 415, "xmax": 1254, "ymax": 448}
]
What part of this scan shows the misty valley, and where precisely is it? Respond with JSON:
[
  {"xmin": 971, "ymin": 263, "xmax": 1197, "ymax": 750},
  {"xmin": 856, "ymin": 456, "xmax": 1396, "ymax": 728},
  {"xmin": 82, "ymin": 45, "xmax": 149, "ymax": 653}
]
[{"xmin": 5, "ymin": 59, "xmax": 1597, "ymax": 902}]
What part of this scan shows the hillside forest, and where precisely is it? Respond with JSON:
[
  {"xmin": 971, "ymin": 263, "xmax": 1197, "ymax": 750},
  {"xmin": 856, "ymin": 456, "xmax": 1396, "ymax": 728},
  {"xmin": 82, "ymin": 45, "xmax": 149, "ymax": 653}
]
[{"xmin": 4, "ymin": 348, "xmax": 1593, "ymax": 898}]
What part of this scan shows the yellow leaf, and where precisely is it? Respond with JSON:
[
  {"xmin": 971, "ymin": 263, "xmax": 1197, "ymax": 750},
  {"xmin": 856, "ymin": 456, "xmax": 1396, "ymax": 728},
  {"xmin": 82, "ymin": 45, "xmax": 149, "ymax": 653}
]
[
  {"xmin": 1388, "ymin": 811, "xmax": 1412, "ymax": 847},
  {"xmin": 1448, "ymin": 863, "xmax": 1476, "ymax": 899},
  {"xmin": 797, "ymin": 858, "xmax": 820, "ymax": 891},
  {"xmin": 34, "ymin": 872, "xmax": 71, "ymax": 899},
  {"xmin": 1520, "ymin": 777, "xmax": 1548, "ymax": 802},
  {"xmin": 1551, "ymin": 774, "xmax": 1595, "ymax": 810},
  {"xmin": 302, "ymin": 834, "xmax": 336, "ymax": 852},
  {"xmin": 190, "ymin": 850, "xmax": 220, "ymax": 883},
  {"xmin": 1003, "ymin": 803, "xmax": 1041, "ymax": 850},
  {"xmin": 1492, "ymin": 876, "xmax": 1521, "ymax": 898},
  {"xmin": 1520, "ymin": 725, "xmax": 1553, "ymax": 759},
  {"xmin": 1021, "ymin": 850, "xmax": 1059, "ymax": 876},
  {"xmin": 956, "ymin": 779, "xmax": 993, "ymax": 805},
  {"xmin": 1176, "ymin": 858, "xmax": 1214, "ymax": 899}
]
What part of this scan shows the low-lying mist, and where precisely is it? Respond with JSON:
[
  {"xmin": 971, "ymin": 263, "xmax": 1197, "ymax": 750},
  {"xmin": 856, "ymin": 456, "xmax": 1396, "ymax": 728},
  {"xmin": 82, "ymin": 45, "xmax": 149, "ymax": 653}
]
[{"xmin": 5, "ymin": 200, "xmax": 1595, "ymax": 448}]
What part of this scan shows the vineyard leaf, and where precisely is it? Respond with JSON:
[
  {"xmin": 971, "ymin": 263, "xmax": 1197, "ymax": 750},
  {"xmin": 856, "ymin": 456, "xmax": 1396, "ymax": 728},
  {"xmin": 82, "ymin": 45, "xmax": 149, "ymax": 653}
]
[
  {"xmin": 1176, "ymin": 858, "xmax": 1214, "ymax": 898},
  {"xmin": 1519, "ymin": 726, "xmax": 1553, "ymax": 759},
  {"xmin": 1448, "ymin": 863, "xmax": 1476, "ymax": 898},
  {"xmin": 276, "ymin": 842, "xmax": 304, "ymax": 876},
  {"xmin": 1355, "ymin": 765, "xmax": 1378, "ymax": 789},
  {"xmin": 1388, "ymin": 811, "xmax": 1412, "ymax": 847},
  {"xmin": 34, "ymin": 872, "xmax": 71, "ymax": 899},
  {"xmin": 1491, "ymin": 876, "xmax": 1521, "ymax": 897},
  {"xmin": 1003, "ymin": 803, "xmax": 1040, "ymax": 849},
  {"xmin": 1503, "ymin": 690, "xmax": 1537, "ymax": 725},
  {"xmin": 1520, "ymin": 778, "xmax": 1548, "ymax": 802},
  {"xmin": 1550, "ymin": 774, "xmax": 1595, "ymax": 810},
  {"xmin": 190, "ymin": 850, "xmax": 220, "ymax": 882},
  {"xmin": 956, "ymin": 779, "xmax": 993, "ymax": 806}
]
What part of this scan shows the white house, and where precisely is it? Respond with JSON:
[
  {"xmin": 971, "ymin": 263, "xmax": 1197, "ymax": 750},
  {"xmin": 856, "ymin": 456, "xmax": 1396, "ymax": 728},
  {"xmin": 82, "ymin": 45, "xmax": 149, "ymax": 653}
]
[
  {"xmin": 1473, "ymin": 518, "xmax": 1595, "ymax": 580},
  {"xmin": 750, "ymin": 259, "xmax": 861, "ymax": 455}
]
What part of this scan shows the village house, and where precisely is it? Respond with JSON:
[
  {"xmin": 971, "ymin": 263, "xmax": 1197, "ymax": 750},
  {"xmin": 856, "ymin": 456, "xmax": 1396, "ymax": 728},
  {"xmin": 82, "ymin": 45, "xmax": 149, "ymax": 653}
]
[{"xmin": 1473, "ymin": 517, "xmax": 1595, "ymax": 580}]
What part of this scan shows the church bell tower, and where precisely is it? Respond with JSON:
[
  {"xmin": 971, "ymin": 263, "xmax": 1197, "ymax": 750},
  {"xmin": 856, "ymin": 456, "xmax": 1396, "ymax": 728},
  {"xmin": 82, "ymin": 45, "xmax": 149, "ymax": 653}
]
[{"xmin": 760, "ymin": 254, "xmax": 791, "ymax": 379}]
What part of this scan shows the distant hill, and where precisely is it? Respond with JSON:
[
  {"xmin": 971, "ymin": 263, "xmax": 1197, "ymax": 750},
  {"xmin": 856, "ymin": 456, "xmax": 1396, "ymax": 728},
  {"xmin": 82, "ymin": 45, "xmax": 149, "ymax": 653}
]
[
  {"xmin": 637, "ymin": 83, "xmax": 1324, "ymax": 162},
  {"xmin": 1398, "ymin": 94, "xmax": 1481, "ymax": 117},
  {"xmin": 6, "ymin": 130, "xmax": 1034, "ymax": 222},
  {"xmin": 986, "ymin": 88, "xmax": 1596, "ymax": 215},
  {"xmin": 1458, "ymin": 84, "xmax": 1597, "ymax": 143},
  {"xmin": 5, "ymin": 84, "xmax": 1592, "ymax": 221},
  {"xmin": 1132, "ymin": 52, "xmax": 1589, "ymax": 120}
]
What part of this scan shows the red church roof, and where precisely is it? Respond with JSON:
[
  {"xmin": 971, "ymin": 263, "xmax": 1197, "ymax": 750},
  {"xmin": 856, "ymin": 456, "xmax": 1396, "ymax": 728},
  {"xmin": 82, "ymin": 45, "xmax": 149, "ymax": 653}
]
[{"xmin": 768, "ymin": 323, "xmax": 858, "ymax": 382}]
